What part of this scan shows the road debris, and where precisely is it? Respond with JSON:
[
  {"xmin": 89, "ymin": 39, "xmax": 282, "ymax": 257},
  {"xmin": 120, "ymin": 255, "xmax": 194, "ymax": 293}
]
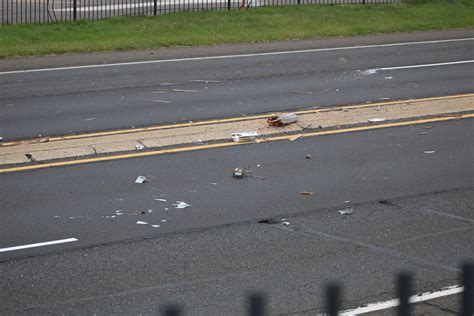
[
  {"xmin": 384, "ymin": 76, "xmax": 393, "ymax": 80},
  {"xmin": 233, "ymin": 167, "xmax": 252, "ymax": 178},
  {"xmin": 232, "ymin": 132, "xmax": 259, "ymax": 142},
  {"xmin": 419, "ymin": 132, "xmax": 428, "ymax": 135},
  {"xmin": 368, "ymin": 118, "xmax": 386, "ymax": 123},
  {"xmin": 174, "ymin": 201, "xmax": 191, "ymax": 209},
  {"xmin": 289, "ymin": 134, "xmax": 302, "ymax": 142},
  {"xmin": 305, "ymin": 154, "xmax": 312, "ymax": 159},
  {"xmin": 267, "ymin": 113, "xmax": 298, "ymax": 126},
  {"xmin": 345, "ymin": 200, "xmax": 351, "ymax": 204},
  {"xmin": 151, "ymin": 225, "xmax": 160, "ymax": 228},
  {"xmin": 85, "ymin": 117, "xmax": 96, "ymax": 121},
  {"xmin": 300, "ymin": 191, "xmax": 314, "ymax": 195},
  {"xmin": 151, "ymin": 90, "xmax": 167, "ymax": 94},
  {"xmin": 172, "ymin": 89, "xmax": 197, "ymax": 93},
  {"xmin": 0, "ymin": 137, "xmax": 3, "ymax": 142},
  {"xmin": 135, "ymin": 176, "xmax": 147, "ymax": 184},
  {"xmin": 424, "ymin": 150, "xmax": 436, "ymax": 154},
  {"xmin": 338, "ymin": 208, "xmax": 353, "ymax": 215},
  {"xmin": 25, "ymin": 153, "xmax": 33, "ymax": 161},
  {"xmin": 145, "ymin": 100, "xmax": 171, "ymax": 104},
  {"xmin": 190, "ymin": 79, "xmax": 220, "ymax": 83},
  {"xmin": 292, "ymin": 91, "xmax": 313, "ymax": 95},
  {"xmin": 161, "ymin": 219, "xmax": 167, "ymax": 222},
  {"xmin": 154, "ymin": 198, "xmax": 167, "ymax": 202},
  {"xmin": 136, "ymin": 221, "xmax": 148, "ymax": 225},
  {"xmin": 135, "ymin": 144, "xmax": 145, "ymax": 150}
]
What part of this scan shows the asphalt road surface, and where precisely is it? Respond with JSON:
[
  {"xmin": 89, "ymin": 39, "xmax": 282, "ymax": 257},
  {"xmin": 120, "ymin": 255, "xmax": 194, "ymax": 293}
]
[
  {"xmin": 1, "ymin": 30, "xmax": 473, "ymax": 314},
  {"xmin": 0, "ymin": 30, "xmax": 473, "ymax": 140}
]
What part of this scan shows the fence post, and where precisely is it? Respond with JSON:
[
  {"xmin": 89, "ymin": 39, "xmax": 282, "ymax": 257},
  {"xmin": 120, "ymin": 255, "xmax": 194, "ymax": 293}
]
[
  {"xmin": 154, "ymin": 0, "xmax": 157, "ymax": 16},
  {"xmin": 227, "ymin": 0, "xmax": 231, "ymax": 10},
  {"xmin": 397, "ymin": 272, "xmax": 412, "ymax": 316},
  {"xmin": 73, "ymin": 0, "xmax": 77, "ymax": 21},
  {"xmin": 462, "ymin": 262, "xmax": 474, "ymax": 316},
  {"xmin": 248, "ymin": 292, "xmax": 266, "ymax": 316},
  {"xmin": 325, "ymin": 282, "xmax": 341, "ymax": 316}
]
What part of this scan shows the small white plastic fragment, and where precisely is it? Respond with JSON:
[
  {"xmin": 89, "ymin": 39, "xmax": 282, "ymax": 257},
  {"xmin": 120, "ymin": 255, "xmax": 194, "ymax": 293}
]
[
  {"xmin": 368, "ymin": 118, "xmax": 386, "ymax": 123},
  {"xmin": 161, "ymin": 219, "xmax": 167, "ymax": 222},
  {"xmin": 424, "ymin": 150, "xmax": 436, "ymax": 154},
  {"xmin": 282, "ymin": 221, "xmax": 290, "ymax": 225},
  {"xmin": 338, "ymin": 208, "xmax": 353, "ymax": 215},
  {"xmin": 154, "ymin": 198, "xmax": 167, "ymax": 202},
  {"xmin": 147, "ymin": 209, "xmax": 153, "ymax": 213},
  {"xmin": 384, "ymin": 76, "xmax": 393, "ymax": 80},
  {"xmin": 151, "ymin": 225, "xmax": 160, "ymax": 228},
  {"xmin": 136, "ymin": 144, "xmax": 145, "ymax": 150},
  {"xmin": 136, "ymin": 221, "xmax": 148, "ymax": 225},
  {"xmin": 231, "ymin": 132, "xmax": 259, "ymax": 142},
  {"xmin": 135, "ymin": 176, "xmax": 147, "ymax": 184},
  {"xmin": 174, "ymin": 201, "xmax": 191, "ymax": 209}
]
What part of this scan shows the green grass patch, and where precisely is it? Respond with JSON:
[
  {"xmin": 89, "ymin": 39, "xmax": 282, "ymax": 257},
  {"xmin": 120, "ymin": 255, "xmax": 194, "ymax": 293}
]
[{"xmin": 0, "ymin": 0, "xmax": 473, "ymax": 58}]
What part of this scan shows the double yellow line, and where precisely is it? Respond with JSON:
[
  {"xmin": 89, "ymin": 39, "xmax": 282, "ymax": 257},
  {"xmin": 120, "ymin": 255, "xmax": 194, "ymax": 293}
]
[{"xmin": 1, "ymin": 112, "xmax": 472, "ymax": 174}]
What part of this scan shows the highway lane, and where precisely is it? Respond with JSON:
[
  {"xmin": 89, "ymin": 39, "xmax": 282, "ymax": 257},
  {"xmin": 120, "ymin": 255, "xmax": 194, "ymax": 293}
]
[
  {"xmin": 0, "ymin": 34, "xmax": 473, "ymax": 140},
  {"xmin": 1, "ymin": 118, "xmax": 472, "ymax": 261}
]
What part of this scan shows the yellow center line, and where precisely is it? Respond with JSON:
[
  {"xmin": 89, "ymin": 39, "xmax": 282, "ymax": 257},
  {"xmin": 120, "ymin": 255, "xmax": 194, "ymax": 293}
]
[
  {"xmin": 1, "ymin": 113, "xmax": 472, "ymax": 174},
  {"xmin": 1, "ymin": 93, "xmax": 473, "ymax": 147}
]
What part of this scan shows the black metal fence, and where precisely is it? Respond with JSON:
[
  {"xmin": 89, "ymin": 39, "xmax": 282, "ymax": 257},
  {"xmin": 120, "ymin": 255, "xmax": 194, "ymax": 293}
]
[
  {"xmin": 1, "ymin": 0, "xmax": 427, "ymax": 25},
  {"xmin": 162, "ymin": 262, "xmax": 473, "ymax": 315}
]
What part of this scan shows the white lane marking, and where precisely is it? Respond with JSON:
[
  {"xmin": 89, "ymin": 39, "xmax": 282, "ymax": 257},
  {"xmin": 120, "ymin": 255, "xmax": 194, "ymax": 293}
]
[
  {"xmin": 0, "ymin": 238, "xmax": 78, "ymax": 253},
  {"xmin": 340, "ymin": 285, "xmax": 463, "ymax": 315},
  {"xmin": 0, "ymin": 38, "xmax": 473, "ymax": 75},
  {"xmin": 379, "ymin": 60, "xmax": 474, "ymax": 71}
]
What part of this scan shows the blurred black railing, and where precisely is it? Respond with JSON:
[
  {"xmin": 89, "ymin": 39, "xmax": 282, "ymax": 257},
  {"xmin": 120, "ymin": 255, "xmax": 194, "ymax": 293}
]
[
  {"xmin": 161, "ymin": 262, "xmax": 473, "ymax": 315},
  {"xmin": 0, "ymin": 0, "xmax": 432, "ymax": 25}
]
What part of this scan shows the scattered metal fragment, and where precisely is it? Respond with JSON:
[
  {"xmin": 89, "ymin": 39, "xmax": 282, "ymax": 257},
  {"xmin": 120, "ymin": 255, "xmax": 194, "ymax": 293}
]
[
  {"xmin": 172, "ymin": 89, "xmax": 197, "ymax": 93},
  {"xmin": 232, "ymin": 132, "xmax": 259, "ymax": 142},
  {"xmin": 145, "ymin": 100, "xmax": 171, "ymax": 104},
  {"xmin": 267, "ymin": 113, "xmax": 298, "ymax": 126},
  {"xmin": 174, "ymin": 201, "xmax": 191, "ymax": 209},
  {"xmin": 233, "ymin": 167, "xmax": 252, "ymax": 178},
  {"xmin": 151, "ymin": 225, "xmax": 160, "ymax": 228},
  {"xmin": 136, "ymin": 221, "xmax": 148, "ymax": 225},
  {"xmin": 338, "ymin": 208, "xmax": 353, "ymax": 215},
  {"xmin": 305, "ymin": 154, "xmax": 312, "ymax": 159},
  {"xmin": 368, "ymin": 118, "xmax": 386, "ymax": 123},
  {"xmin": 289, "ymin": 134, "xmax": 302, "ymax": 142},
  {"xmin": 300, "ymin": 191, "xmax": 314, "ymax": 195},
  {"xmin": 135, "ymin": 176, "xmax": 147, "ymax": 184},
  {"xmin": 135, "ymin": 144, "xmax": 145, "ymax": 150},
  {"xmin": 154, "ymin": 198, "xmax": 167, "ymax": 202},
  {"xmin": 292, "ymin": 91, "xmax": 313, "ymax": 95},
  {"xmin": 424, "ymin": 150, "xmax": 436, "ymax": 154},
  {"xmin": 282, "ymin": 221, "xmax": 290, "ymax": 226}
]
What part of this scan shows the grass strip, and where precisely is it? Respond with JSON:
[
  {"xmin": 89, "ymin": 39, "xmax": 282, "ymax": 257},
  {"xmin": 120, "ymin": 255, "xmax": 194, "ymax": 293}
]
[{"xmin": 0, "ymin": 0, "xmax": 473, "ymax": 58}]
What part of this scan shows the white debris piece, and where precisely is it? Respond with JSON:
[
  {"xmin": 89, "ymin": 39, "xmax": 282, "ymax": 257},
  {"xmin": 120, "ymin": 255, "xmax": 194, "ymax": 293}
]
[
  {"xmin": 384, "ymin": 76, "xmax": 393, "ymax": 80},
  {"xmin": 136, "ymin": 144, "xmax": 145, "ymax": 150},
  {"xmin": 282, "ymin": 221, "xmax": 290, "ymax": 226},
  {"xmin": 135, "ymin": 176, "xmax": 147, "ymax": 184},
  {"xmin": 136, "ymin": 221, "xmax": 148, "ymax": 225},
  {"xmin": 147, "ymin": 209, "xmax": 153, "ymax": 213},
  {"xmin": 0, "ymin": 136, "xmax": 3, "ymax": 141},
  {"xmin": 368, "ymin": 118, "xmax": 386, "ymax": 123},
  {"xmin": 231, "ymin": 132, "xmax": 259, "ymax": 142},
  {"xmin": 151, "ymin": 225, "xmax": 160, "ymax": 228},
  {"xmin": 154, "ymin": 198, "xmax": 167, "ymax": 202},
  {"xmin": 338, "ymin": 208, "xmax": 353, "ymax": 215},
  {"xmin": 174, "ymin": 201, "xmax": 191, "ymax": 209},
  {"xmin": 424, "ymin": 151, "xmax": 436, "ymax": 154},
  {"xmin": 161, "ymin": 219, "xmax": 167, "ymax": 222}
]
